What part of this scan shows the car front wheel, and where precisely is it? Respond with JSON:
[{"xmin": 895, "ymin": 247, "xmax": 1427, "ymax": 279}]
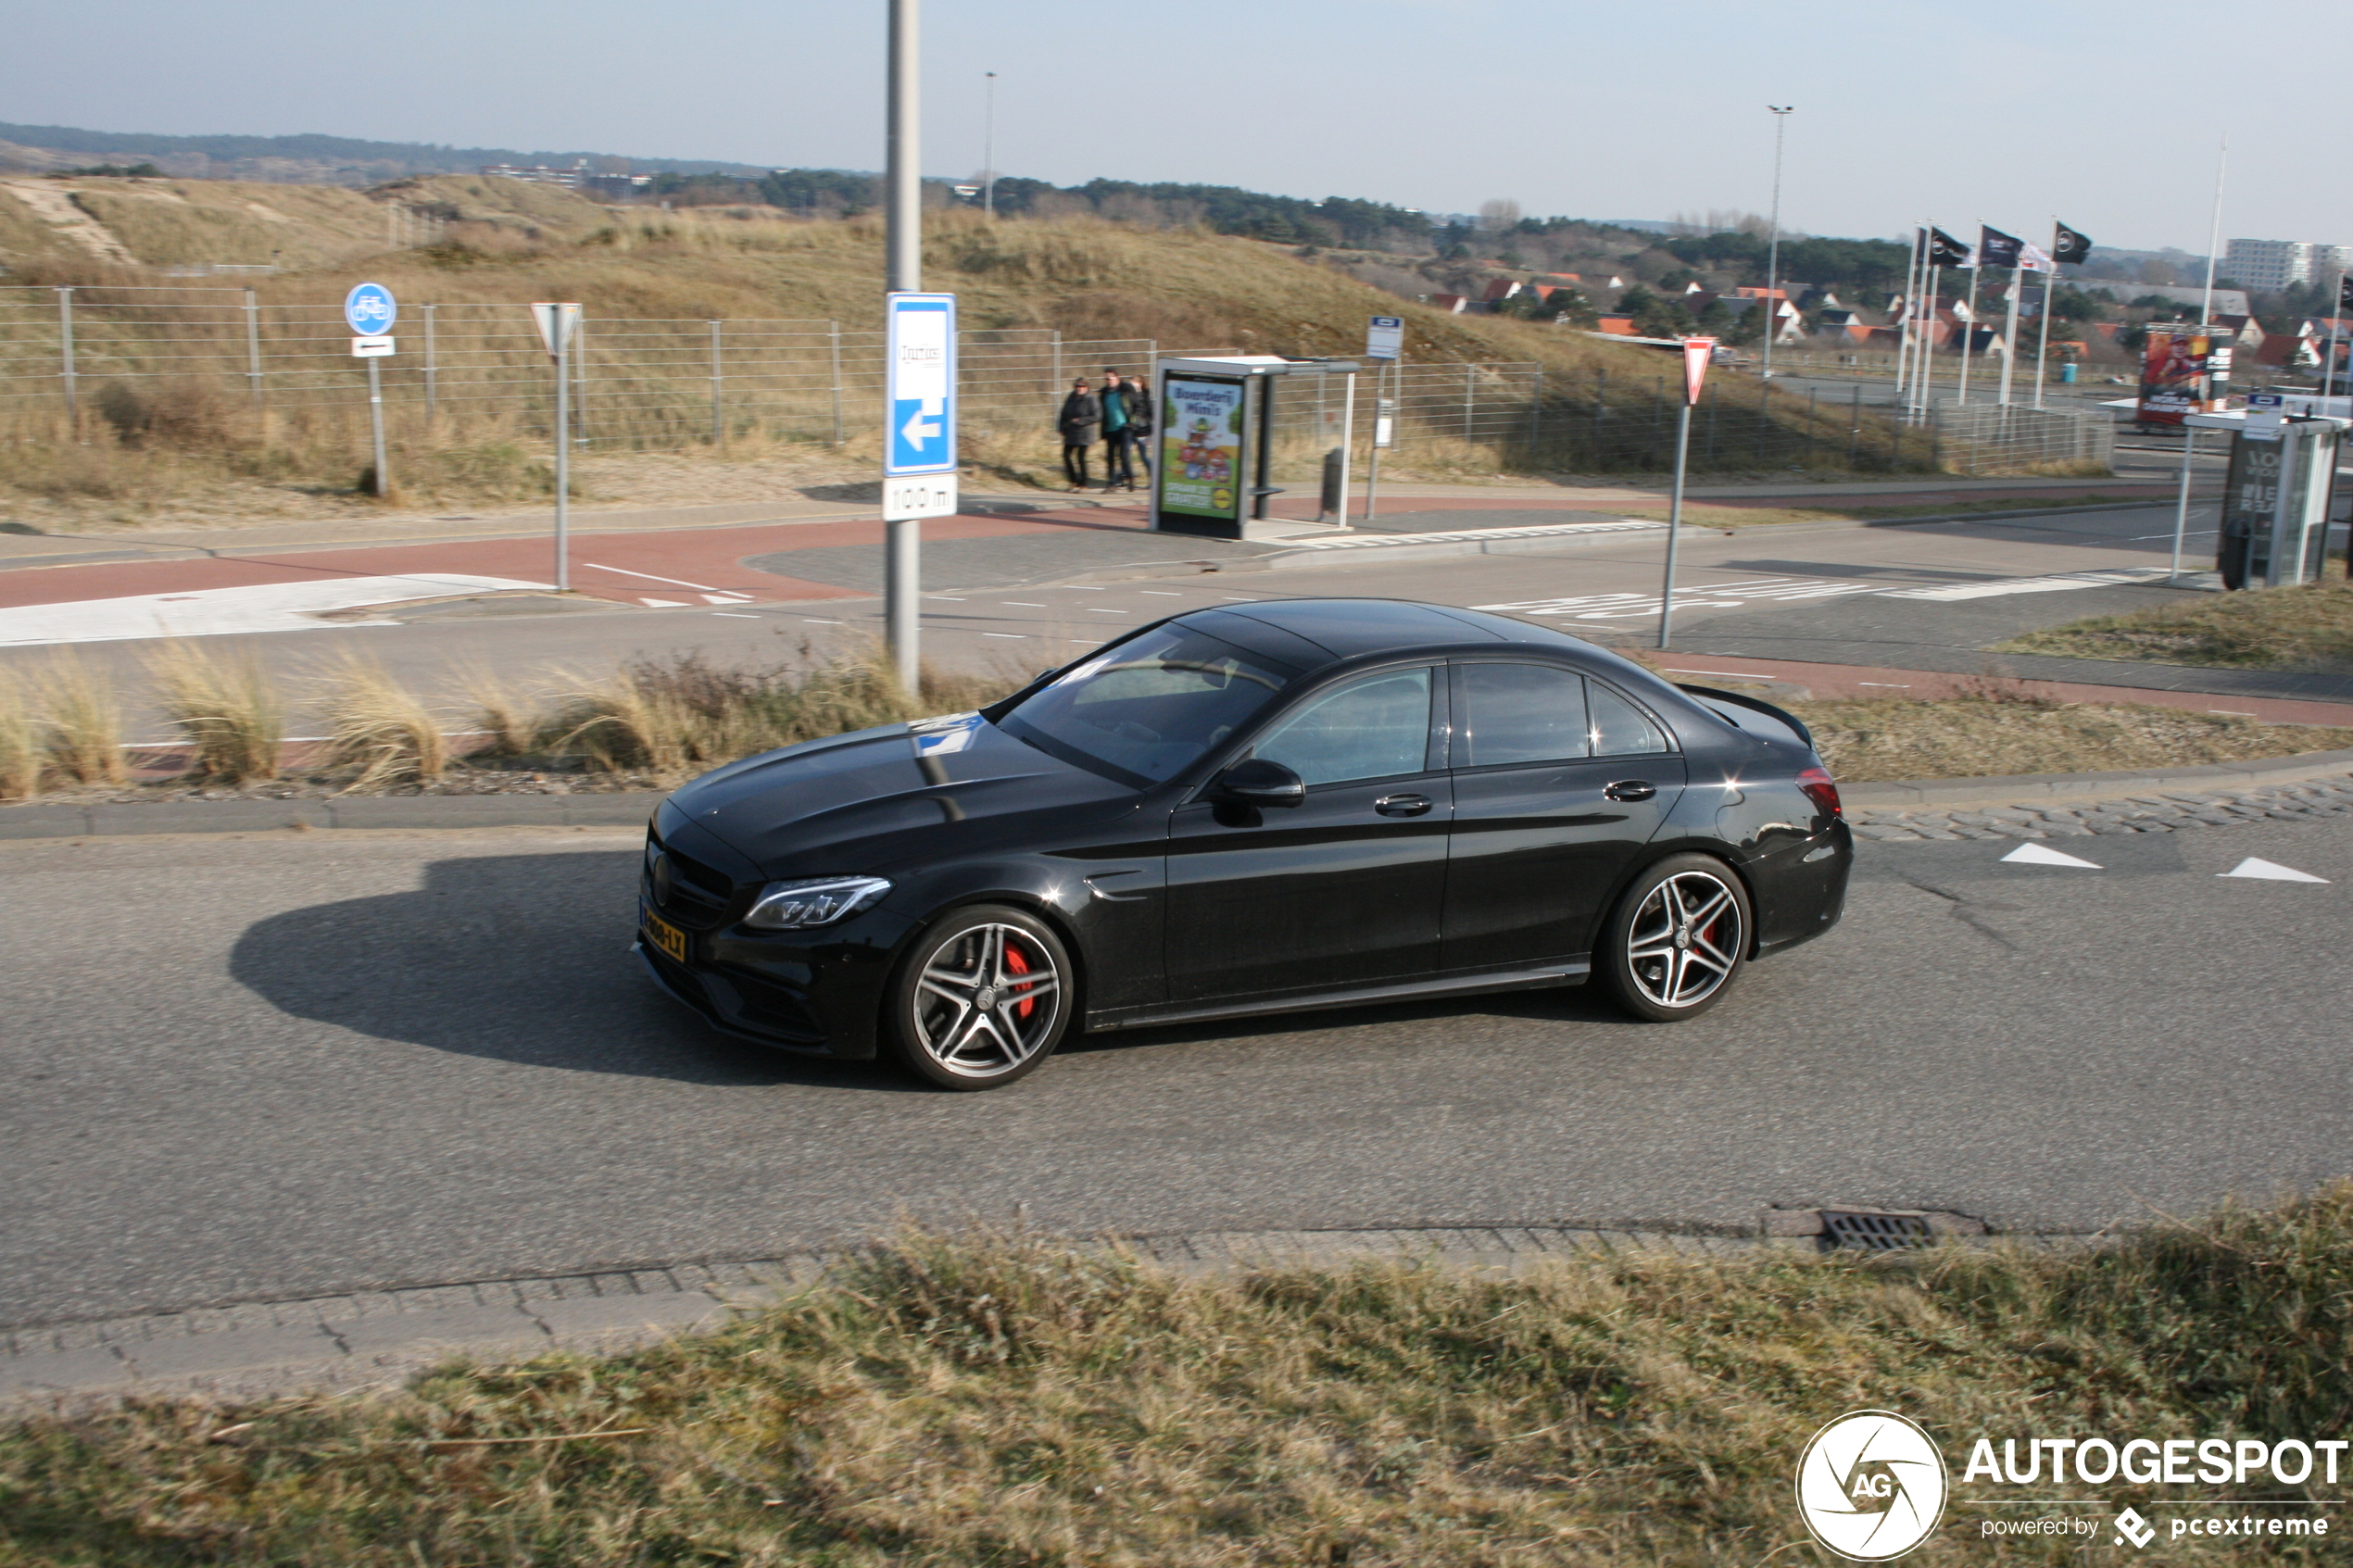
[
  {"xmin": 1596, "ymin": 854, "xmax": 1751, "ymax": 1022},
  {"xmin": 882, "ymin": 905, "xmax": 1073, "ymax": 1090}
]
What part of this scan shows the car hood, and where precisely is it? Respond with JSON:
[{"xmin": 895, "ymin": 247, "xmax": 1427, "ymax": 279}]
[{"xmin": 662, "ymin": 711, "xmax": 1140, "ymax": 875}]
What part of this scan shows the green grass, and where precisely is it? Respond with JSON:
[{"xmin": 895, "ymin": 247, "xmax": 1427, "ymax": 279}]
[
  {"xmin": 1996, "ymin": 577, "xmax": 2353, "ymax": 671},
  {"xmin": 8, "ymin": 1191, "xmax": 2353, "ymax": 1564}
]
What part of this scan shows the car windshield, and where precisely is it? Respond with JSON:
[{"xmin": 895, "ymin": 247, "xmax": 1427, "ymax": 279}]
[{"xmin": 997, "ymin": 624, "xmax": 1293, "ymax": 786}]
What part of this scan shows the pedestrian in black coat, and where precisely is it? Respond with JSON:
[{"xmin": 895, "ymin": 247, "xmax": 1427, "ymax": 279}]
[{"xmin": 1056, "ymin": 379, "xmax": 1101, "ymax": 490}]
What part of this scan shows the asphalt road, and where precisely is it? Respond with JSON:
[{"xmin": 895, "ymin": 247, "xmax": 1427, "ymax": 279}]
[{"xmin": 3, "ymin": 814, "xmax": 2347, "ymax": 1329}]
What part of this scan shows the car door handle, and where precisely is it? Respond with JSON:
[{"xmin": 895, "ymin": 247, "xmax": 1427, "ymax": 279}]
[
  {"xmin": 1604, "ymin": 780, "xmax": 1657, "ymax": 802},
  {"xmin": 1374, "ymin": 793, "xmax": 1433, "ymax": 817}
]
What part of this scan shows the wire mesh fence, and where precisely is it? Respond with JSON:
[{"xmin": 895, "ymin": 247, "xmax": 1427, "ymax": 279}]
[
  {"xmin": 0, "ymin": 286, "xmax": 1962, "ymax": 479},
  {"xmin": 1926, "ymin": 402, "xmax": 2114, "ymax": 475}
]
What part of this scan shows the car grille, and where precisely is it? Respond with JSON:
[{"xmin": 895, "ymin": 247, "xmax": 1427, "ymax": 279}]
[{"xmin": 644, "ymin": 835, "xmax": 742, "ymax": 931}]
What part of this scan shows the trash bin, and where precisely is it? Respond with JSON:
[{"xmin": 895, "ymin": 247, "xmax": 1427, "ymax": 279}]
[{"xmin": 2058, "ymin": 362, "xmax": 2079, "ymax": 384}]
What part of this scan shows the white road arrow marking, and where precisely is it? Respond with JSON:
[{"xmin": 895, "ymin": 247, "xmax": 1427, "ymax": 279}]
[
  {"xmin": 2221, "ymin": 858, "xmax": 2330, "ymax": 883},
  {"xmin": 2002, "ymin": 844, "xmax": 2103, "ymax": 869}
]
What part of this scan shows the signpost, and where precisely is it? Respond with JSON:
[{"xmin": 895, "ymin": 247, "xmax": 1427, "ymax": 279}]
[
  {"xmin": 529, "ymin": 302, "xmax": 581, "ymax": 591},
  {"xmin": 1655, "ymin": 336, "xmax": 1716, "ymax": 649},
  {"xmin": 1363, "ymin": 317, "xmax": 1401, "ymax": 521},
  {"xmin": 346, "ymin": 282, "xmax": 396, "ymax": 495},
  {"xmin": 882, "ymin": 290, "xmax": 958, "ymax": 687}
]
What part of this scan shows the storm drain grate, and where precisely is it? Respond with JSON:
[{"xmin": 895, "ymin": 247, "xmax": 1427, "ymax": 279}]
[{"xmin": 1821, "ymin": 1210, "xmax": 1936, "ymax": 1250}]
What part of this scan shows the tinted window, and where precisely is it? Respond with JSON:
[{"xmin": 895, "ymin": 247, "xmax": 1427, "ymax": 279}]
[
  {"xmin": 1458, "ymin": 662, "xmax": 1591, "ymax": 767},
  {"xmin": 1589, "ymin": 682, "xmax": 1670, "ymax": 756},
  {"xmin": 1252, "ymin": 668, "xmax": 1434, "ymax": 786},
  {"xmin": 999, "ymin": 624, "xmax": 1290, "ymax": 784}
]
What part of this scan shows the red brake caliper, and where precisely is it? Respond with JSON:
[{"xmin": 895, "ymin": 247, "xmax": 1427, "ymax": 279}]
[{"xmin": 1004, "ymin": 943, "xmax": 1034, "ymax": 1018}]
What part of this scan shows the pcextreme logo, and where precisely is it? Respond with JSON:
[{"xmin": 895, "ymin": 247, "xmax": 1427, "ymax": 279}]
[{"xmin": 1796, "ymin": 1411, "xmax": 1950, "ymax": 1561}]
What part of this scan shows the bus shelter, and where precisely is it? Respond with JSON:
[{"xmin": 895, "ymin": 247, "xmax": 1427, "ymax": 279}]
[{"xmin": 1150, "ymin": 355, "xmax": 1361, "ymax": 540}]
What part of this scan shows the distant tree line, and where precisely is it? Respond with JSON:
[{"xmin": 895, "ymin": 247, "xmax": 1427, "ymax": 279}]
[{"xmin": 1660, "ymin": 230, "xmax": 1914, "ymax": 290}]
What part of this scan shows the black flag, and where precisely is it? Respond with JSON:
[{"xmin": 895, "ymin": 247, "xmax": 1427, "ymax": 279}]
[
  {"xmin": 1928, "ymin": 228, "xmax": 1971, "ymax": 267},
  {"xmin": 1978, "ymin": 225, "xmax": 2023, "ymax": 270},
  {"xmin": 2053, "ymin": 222, "xmax": 2092, "ymax": 265}
]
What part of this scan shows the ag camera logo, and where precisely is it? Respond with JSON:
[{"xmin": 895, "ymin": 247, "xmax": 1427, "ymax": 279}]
[{"xmin": 1796, "ymin": 1411, "xmax": 1948, "ymax": 1561}]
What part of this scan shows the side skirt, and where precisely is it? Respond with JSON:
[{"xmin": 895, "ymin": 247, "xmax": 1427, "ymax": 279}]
[{"xmin": 1088, "ymin": 962, "xmax": 1590, "ymax": 1035}]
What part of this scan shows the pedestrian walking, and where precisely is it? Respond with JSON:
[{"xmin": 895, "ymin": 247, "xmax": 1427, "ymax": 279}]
[
  {"xmin": 1099, "ymin": 368, "xmax": 1139, "ymax": 492},
  {"xmin": 1056, "ymin": 377, "xmax": 1101, "ymax": 491},
  {"xmin": 1110, "ymin": 366, "xmax": 1153, "ymax": 487}
]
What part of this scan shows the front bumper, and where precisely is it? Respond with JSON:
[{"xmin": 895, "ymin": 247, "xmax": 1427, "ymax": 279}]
[{"xmin": 635, "ymin": 895, "xmax": 915, "ymax": 1059}]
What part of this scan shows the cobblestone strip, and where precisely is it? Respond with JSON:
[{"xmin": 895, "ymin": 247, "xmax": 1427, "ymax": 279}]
[
  {"xmin": 0, "ymin": 1225, "xmax": 1820, "ymax": 1409},
  {"xmin": 1846, "ymin": 772, "xmax": 2353, "ymax": 843}
]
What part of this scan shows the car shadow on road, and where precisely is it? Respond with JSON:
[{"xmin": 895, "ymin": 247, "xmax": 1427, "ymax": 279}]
[{"xmin": 226, "ymin": 850, "xmax": 921, "ymax": 1093}]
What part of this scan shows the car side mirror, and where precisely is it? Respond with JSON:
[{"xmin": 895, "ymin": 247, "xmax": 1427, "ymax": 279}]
[{"xmin": 1209, "ymin": 758, "xmax": 1304, "ymax": 809}]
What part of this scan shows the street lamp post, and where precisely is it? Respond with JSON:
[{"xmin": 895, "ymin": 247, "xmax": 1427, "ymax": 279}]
[
  {"xmin": 982, "ymin": 71, "xmax": 997, "ymax": 219},
  {"xmin": 885, "ymin": 0, "xmax": 922, "ymax": 687},
  {"xmin": 1759, "ymin": 106, "xmax": 1793, "ymax": 381}
]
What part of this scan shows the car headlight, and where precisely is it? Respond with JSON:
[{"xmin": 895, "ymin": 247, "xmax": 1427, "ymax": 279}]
[{"xmin": 741, "ymin": 876, "xmax": 893, "ymax": 930}]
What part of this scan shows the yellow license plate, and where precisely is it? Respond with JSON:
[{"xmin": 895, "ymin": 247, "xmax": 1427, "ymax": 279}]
[{"xmin": 641, "ymin": 904, "xmax": 688, "ymax": 963}]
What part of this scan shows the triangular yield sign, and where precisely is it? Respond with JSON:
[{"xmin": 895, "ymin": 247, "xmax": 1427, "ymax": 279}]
[
  {"xmin": 2002, "ymin": 843, "xmax": 2103, "ymax": 868},
  {"xmin": 2220, "ymin": 857, "xmax": 2329, "ymax": 884}
]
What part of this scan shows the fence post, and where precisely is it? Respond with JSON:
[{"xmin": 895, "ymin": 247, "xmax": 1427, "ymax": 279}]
[
  {"xmin": 1527, "ymin": 366, "xmax": 1543, "ymax": 458},
  {"xmin": 572, "ymin": 315, "xmax": 587, "ymax": 445},
  {"xmin": 709, "ymin": 320, "xmax": 724, "ymax": 445},
  {"xmin": 1847, "ymin": 384, "xmax": 1861, "ymax": 468},
  {"xmin": 1593, "ymin": 368, "xmax": 1606, "ymax": 464},
  {"xmin": 1705, "ymin": 383, "xmax": 1718, "ymax": 467},
  {"xmin": 1806, "ymin": 387, "xmax": 1818, "ymax": 467},
  {"xmin": 422, "ymin": 303, "xmax": 436, "ymax": 421},
  {"xmin": 1051, "ymin": 330, "xmax": 1063, "ymax": 395},
  {"xmin": 1655, "ymin": 378, "xmax": 1665, "ymax": 466},
  {"xmin": 828, "ymin": 320, "xmax": 844, "ymax": 445},
  {"xmin": 244, "ymin": 288, "xmax": 264, "ymax": 410},
  {"xmin": 1756, "ymin": 378, "xmax": 1769, "ymax": 467},
  {"xmin": 56, "ymin": 287, "xmax": 76, "ymax": 424},
  {"xmin": 1464, "ymin": 363, "xmax": 1476, "ymax": 440}
]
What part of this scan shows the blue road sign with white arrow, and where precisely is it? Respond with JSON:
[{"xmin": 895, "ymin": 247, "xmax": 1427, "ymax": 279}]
[
  {"xmin": 345, "ymin": 282, "xmax": 396, "ymax": 337},
  {"xmin": 885, "ymin": 293, "xmax": 956, "ymax": 476}
]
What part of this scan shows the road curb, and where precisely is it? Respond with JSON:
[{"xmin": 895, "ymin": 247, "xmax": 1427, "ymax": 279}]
[
  {"xmin": 0, "ymin": 1222, "xmax": 2087, "ymax": 1413},
  {"xmin": 0, "ymin": 792, "xmax": 658, "ymax": 840}
]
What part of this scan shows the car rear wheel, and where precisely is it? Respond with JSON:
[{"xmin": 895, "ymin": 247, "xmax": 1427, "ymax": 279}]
[
  {"xmin": 1596, "ymin": 854, "xmax": 1751, "ymax": 1022},
  {"xmin": 883, "ymin": 905, "xmax": 1073, "ymax": 1090}
]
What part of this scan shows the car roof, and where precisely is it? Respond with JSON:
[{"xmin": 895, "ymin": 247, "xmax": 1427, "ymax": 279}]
[{"xmin": 1176, "ymin": 597, "xmax": 1593, "ymax": 667}]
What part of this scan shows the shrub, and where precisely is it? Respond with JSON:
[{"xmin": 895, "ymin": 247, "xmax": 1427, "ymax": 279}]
[{"xmin": 143, "ymin": 641, "xmax": 282, "ymax": 783}]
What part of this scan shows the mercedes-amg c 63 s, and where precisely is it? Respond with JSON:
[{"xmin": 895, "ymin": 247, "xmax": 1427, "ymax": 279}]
[{"xmin": 636, "ymin": 598, "xmax": 1850, "ymax": 1088}]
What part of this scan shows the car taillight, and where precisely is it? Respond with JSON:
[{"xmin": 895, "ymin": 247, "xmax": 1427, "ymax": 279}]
[{"xmin": 1797, "ymin": 765, "xmax": 1842, "ymax": 820}]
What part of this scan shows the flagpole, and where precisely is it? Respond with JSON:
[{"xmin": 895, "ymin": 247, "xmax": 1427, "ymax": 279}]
[
  {"xmin": 1926, "ymin": 261, "xmax": 1941, "ymax": 416},
  {"xmin": 1998, "ymin": 270, "xmax": 2020, "ymax": 406},
  {"xmin": 2326, "ymin": 269, "xmax": 2345, "ymax": 403},
  {"xmin": 2034, "ymin": 220, "xmax": 2057, "ymax": 410},
  {"xmin": 1895, "ymin": 228, "xmax": 1920, "ymax": 420},
  {"xmin": 1957, "ymin": 259, "xmax": 1980, "ymax": 405},
  {"xmin": 2170, "ymin": 135, "xmax": 2227, "ymax": 588}
]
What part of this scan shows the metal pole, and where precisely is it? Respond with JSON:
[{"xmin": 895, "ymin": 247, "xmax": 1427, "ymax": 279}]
[
  {"xmin": 1364, "ymin": 365, "xmax": 1385, "ymax": 522},
  {"xmin": 56, "ymin": 287, "xmax": 76, "ymax": 424},
  {"xmin": 710, "ymin": 320, "xmax": 724, "ymax": 445},
  {"xmin": 1761, "ymin": 106, "xmax": 1793, "ymax": 383},
  {"xmin": 828, "ymin": 320, "xmax": 844, "ymax": 445},
  {"xmin": 982, "ymin": 71, "xmax": 997, "ymax": 219},
  {"xmin": 1051, "ymin": 329, "xmax": 1062, "ymax": 393},
  {"xmin": 572, "ymin": 314, "xmax": 586, "ymax": 445},
  {"xmin": 1464, "ymin": 363, "xmax": 1475, "ymax": 440},
  {"xmin": 2033, "ymin": 239, "xmax": 2054, "ymax": 410},
  {"xmin": 1527, "ymin": 365, "xmax": 1543, "ymax": 456},
  {"xmin": 1337, "ymin": 368, "xmax": 1355, "ymax": 527},
  {"xmin": 2328, "ymin": 270, "xmax": 2346, "ymax": 402},
  {"xmin": 244, "ymin": 288, "xmax": 263, "ymax": 409},
  {"xmin": 554, "ymin": 328, "xmax": 571, "ymax": 591},
  {"xmin": 1657, "ymin": 399, "xmax": 1694, "ymax": 649},
  {"xmin": 1997, "ymin": 271, "xmax": 2021, "ymax": 407},
  {"xmin": 2168, "ymin": 429, "xmax": 2196, "ymax": 585},
  {"xmin": 422, "ymin": 302, "xmax": 436, "ymax": 420},
  {"xmin": 1847, "ymin": 383, "xmax": 1861, "ymax": 466},
  {"xmin": 365, "ymin": 357, "xmax": 389, "ymax": 497},
  {"xmin": 884, "ymin": 0, "xmax": 922, "ymax": 693},
  {"xmin": 1957, "ymin": 263, "xmax": 1980, "ymax": 404}
]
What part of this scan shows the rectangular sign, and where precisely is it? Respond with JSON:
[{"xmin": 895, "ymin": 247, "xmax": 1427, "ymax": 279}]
[
  {"xmin": 1156, "ymin": 374, "xmax": 1246, "ymax": 523},
  {"xmin": 1365, "ymin": 315, "xmax": 1403, "ymax": 361},
  {"xmin": 2246, "ymin": 390, "xmax": 2285, "ymax": 442},
  {"xmin": 2137, "ymin": 331, "xmax": 2213, "ymax": 426},
  {"xmin": 882, "ymin": 474, "xmax": 959, "ymax": 521},
  {"xmin": 885, "ymin": 292, "xmax": 957, "ymax": 476},
  {"xmin": 350, "ymin": 335, "xmax": 395, "ymax": 358}
]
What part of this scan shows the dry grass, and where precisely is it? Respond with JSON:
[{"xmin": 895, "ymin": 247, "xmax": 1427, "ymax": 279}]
[
  {"xmin": 1996, "ymin": 576, "xmax": 2353, "ymax": 671},
  {"xmin": 141, "ymin": 642, "xmax": 281, "ymax": 783},
  {"xmin": 29, "ymin": 653, "xmax": 124, "ymax": 785},
  {"xmin": 319, "ymin": 656, "xmax": 447, "ymax": 791},
  {"xmin": 1786, "ymin": 687, "xmax": 2353, "ymax": 782},
  {"xmin": 0, "ymin": 675, "xmax": 39, "ymax": 799},
  {"xmin": 547, "ymin": 646, "xmax": 1014, "ymax": 779},
  {"xmin": 9, "ymin": 1189, "xmax": 2353, "ymax": 1564}
]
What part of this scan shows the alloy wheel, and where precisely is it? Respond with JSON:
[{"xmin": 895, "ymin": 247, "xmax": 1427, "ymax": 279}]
[
  {"xmin": 911, "ymin": 922, "xmax": 1065, "ymax": 1080},
  {"xmin": 1624, "ymin": 871, "xmax": 1743, "ymax": 1010}
]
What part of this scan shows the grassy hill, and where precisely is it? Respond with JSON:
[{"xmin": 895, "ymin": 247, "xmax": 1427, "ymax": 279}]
[{"xmin": 0, "ymin": 181, "xmax": 1919, "ymax": 526}]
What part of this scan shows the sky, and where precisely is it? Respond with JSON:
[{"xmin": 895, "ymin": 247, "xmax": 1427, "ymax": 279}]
[{"xmin": 4, "ymin": 0, "xmax": 2342, "ymax": 256}]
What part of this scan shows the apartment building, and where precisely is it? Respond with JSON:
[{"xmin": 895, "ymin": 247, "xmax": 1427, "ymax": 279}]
[{"xmin": 2223, "ymin": 238, "xmax": 2353, "ymax": 292}]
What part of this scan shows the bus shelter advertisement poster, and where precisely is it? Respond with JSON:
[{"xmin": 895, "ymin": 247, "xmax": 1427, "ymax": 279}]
[
  {"xmin": 2138, "ymin": 332, "xmax": 2213, "ymax": 425},
  {"xmin": 1160, "ymin": 376, "xmax": 1245, "ymax": 521}
]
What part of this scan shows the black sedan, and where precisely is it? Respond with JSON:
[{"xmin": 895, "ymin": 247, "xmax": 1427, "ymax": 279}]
[{"xmin": 636, "ymin": 598, "xmax": 1851, "ymax": 1089}]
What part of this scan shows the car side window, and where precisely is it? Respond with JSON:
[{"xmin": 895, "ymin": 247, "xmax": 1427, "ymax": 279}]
[
  {"xmin": 1588, "ymin": 680, "xmax": 1671, "ymax": 756},
  {"xmin": 1252, "ymin": 667, "xmax": 1434, "ymax": 786},
  {"xmin": 1456, "ymin": 662, "xmax": 1591, "ymax": 767}
]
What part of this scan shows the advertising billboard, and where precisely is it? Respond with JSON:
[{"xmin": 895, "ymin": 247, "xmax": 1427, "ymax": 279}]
[
  {"xmin": 2137, "ymin": 331, "xmax": 2214, "ymax": 426},
  {"xmin": 1157, "ymin": 374, "xmax": 1247, "ymax": 524}
]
